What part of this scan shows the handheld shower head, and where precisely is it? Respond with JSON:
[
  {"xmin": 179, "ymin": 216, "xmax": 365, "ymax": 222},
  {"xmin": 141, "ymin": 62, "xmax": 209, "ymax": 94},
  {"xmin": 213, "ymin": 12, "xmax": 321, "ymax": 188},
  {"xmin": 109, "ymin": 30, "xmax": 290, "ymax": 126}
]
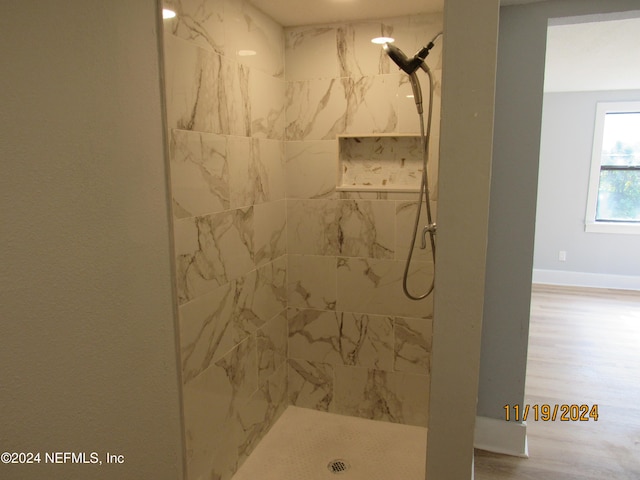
[
  {"xmin": 384, "ymin": 43, "xmax": 427, "ymax": 114},
  {"xmin": 382, "ymin": 35, "xmax": 441, "ymax": 115},
  {"xmin": 383, "ymin": 43, "xmax": 424, "ymax": 75}
]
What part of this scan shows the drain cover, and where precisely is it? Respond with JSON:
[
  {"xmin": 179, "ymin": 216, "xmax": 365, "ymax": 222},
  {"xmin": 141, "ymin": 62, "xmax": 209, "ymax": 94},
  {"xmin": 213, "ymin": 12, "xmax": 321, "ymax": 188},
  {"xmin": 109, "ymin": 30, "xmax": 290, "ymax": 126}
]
[{"xmin": 327, "ymin": 459, "xmax": 350, "ymax": 474}]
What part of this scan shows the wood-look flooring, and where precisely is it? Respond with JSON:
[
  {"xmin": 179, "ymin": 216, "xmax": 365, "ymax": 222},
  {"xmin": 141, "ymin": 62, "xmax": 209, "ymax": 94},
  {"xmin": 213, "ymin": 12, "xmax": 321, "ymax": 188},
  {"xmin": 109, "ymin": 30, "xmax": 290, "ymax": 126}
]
[{"xmin": 474, "ymin": 284, "xmax": 640, "ymax": 480}]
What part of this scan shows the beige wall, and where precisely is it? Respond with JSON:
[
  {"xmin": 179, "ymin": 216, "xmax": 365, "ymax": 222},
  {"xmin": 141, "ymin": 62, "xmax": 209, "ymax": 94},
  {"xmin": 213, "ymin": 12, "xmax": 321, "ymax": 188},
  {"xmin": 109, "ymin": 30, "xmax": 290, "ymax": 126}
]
[
  {"xmin": 427, "ymin": 0, "xmax": 500, "ymax": 478},
  {"xmin": 0, "ymin": 1, "xmax": 184, "ymax": 479}
]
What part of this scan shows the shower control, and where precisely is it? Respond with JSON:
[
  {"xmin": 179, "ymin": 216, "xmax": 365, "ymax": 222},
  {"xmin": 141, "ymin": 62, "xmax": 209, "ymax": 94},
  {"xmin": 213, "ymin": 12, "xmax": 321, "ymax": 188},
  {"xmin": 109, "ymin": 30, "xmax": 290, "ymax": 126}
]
[{"xmin": 420, "ymin": 223, "xmax": 437, "ymax": 249}]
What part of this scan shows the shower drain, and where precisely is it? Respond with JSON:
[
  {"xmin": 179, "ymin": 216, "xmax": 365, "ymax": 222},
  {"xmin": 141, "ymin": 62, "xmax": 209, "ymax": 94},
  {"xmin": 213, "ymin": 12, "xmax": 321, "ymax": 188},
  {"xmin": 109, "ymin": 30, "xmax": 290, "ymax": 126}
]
[{"xmin": 327, "ymin": 459, "xmax": 350, "ymax": 474}]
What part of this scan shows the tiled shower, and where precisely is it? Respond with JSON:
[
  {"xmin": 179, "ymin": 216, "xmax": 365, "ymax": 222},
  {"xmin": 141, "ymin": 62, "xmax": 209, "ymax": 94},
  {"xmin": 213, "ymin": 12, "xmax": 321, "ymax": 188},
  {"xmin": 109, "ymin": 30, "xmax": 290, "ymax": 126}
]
[{"xmin": 162, "ymin": 1, "xmax": 442, "ymax": 478}]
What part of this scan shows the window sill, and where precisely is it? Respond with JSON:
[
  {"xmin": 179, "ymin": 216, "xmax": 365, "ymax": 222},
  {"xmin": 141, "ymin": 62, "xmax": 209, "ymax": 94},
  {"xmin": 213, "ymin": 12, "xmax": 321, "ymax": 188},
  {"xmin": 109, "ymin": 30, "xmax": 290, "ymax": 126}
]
[{"xmin": 585, "ymin": 221, "xmax": 640, "ymax": 235}]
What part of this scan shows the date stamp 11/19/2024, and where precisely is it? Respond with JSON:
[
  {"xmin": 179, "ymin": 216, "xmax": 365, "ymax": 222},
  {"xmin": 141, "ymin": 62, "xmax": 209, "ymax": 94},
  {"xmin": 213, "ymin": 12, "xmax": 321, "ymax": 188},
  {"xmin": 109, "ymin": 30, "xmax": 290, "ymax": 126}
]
[{"xmin": 504, "ymin": 404, "xmax": 599, "ymax": 422}]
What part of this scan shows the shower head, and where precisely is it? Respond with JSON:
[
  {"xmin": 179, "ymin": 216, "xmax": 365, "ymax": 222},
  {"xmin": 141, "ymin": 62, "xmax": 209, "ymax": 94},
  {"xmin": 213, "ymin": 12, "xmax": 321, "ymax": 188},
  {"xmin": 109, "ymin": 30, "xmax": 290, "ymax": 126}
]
[
  {"xmin": 383, "ymin": 35, "xmax": 441, "ymax": 115},
  {"xmin": 383, "ymin": 42, "xmax": 427, "ymax": 114},
  {"xmin": 383, "ymin": 43, "xmax": 425, "ymax": 75},
  {"xmin": 383, "ymin": 41, "xmax": 437, "ymax": 75}
]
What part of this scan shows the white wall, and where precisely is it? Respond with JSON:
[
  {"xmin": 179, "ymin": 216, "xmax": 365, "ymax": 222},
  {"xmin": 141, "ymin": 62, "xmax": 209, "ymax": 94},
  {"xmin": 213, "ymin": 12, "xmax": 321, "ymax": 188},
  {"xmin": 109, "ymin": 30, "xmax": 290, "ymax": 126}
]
[
  {"xmin": 0, "ymin": 2, "xmax": 184, "ymax": 479},
  {"xmin": 534, "ymin": 89, "xmax": 640, "ymax": 288}
]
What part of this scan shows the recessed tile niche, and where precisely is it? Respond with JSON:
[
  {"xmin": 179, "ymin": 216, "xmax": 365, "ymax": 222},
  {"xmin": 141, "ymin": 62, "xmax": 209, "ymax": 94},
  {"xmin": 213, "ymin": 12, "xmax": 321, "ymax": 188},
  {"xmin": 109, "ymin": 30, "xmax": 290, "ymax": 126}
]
[{"xmin": 337, "ymin": 134, "xmax": 423, "ymax": 192}]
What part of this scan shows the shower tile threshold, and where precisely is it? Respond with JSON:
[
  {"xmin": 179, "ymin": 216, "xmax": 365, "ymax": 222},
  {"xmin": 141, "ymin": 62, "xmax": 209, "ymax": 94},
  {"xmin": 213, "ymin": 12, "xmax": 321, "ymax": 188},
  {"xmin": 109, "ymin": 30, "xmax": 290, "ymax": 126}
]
[{"xmin": 232, "ymin": 406, "xmax": 428, "ymax": 480}]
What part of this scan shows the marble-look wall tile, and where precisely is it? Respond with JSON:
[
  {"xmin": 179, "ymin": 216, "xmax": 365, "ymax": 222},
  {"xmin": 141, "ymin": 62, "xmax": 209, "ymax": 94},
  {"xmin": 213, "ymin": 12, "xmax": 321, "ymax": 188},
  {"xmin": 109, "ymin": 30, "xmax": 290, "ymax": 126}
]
[
  {"xmin": 286, "ymin": 140, "xmax": 338, "ymax": 199},
  {"xmin": 285, "ymin": 26, "xmax": 339, "ymax": 81},
  {"xmin": 285, "ymin": 78, "xmax": 348, "ymax": 141},
  {"xmin": 250, "ymin": 71, "xmax": 285, "ymax": 140},
  {"xmin": 289, "ymin": 308, "xmax": 394, "ymax": 370},
  {"xmin": 253, "ymin": 199, "xmax": 286, "ymax": 267},
  {"xmin": 236, "ymin": 364, "xmax": 288, "ymax": 467},
  {"xmin": 164, "ymin": 35, "xmax": 250, "ymax": 136},
  {"xmin": 182, "ymin": 365, "xmax": 235, "ymax": 480},
  {"xmin": 336, "ymin": 257, "xmax": 433, "ymax": 318},
  {"xmin": 180, "ymin": 281, "xmax": 239, "ymax": 383},
  {"xmin": 252, "ymin": 256, "xmax": 287, "ymax": 324},
  {"xmin": 229, "ymin": 137, "xmax": 285, "ymax": 208},
  {"xmin": 344, "ymin": 75, "xmax": 398, "ymax": 135},
  {"xmin": 287, "ymin": 199, "xmax": 395, "ymax": 258},
  {"xmin": 164, "ymin": 0, "xmax": 225, "ymax": 55},
  {"xmin": 179, "ymin": 258, "xmax": 286, "ymax": 383},
  {"xmin": 253, "ymin": 138, "xmax": 286, "ymax": 202},
  {"xmin": 337, "ymin": 22, "xmax": 395, "ymax": 77},
  {"xmin": 174, "ymin": 208, "xmax": 253, "ymax": 304},
  {"xmin": 257, "ymin": 312, "xmax": 288, "ymax": 384},
  {"xmin": 224, "ymin": 0, "xmax": 285, "ymax": 78},
  {"xmin": 336, "ymin": 199, "xmax": 395, "ymax": 258},
  {"xmin": 394, "ymin": 316, "xmax": 432, "ymax": 375},
  {"xmin": 398, "ymin": 68, "xmax": 442, "ymax": 143},
  {"xmin": 170, "ymin": 129, "xmax": 230, "ymax": 218},
  {"xmin": 287, "ymin": 199, "xmax": 338, "ymax": 255},
  {"xmin": 182, "ymin": 336, "xmax": 257, "ymax": 480},
  {"xmin": 333, "ymin": 367, "xmax": 429, "ymax": 427},
  {"xmin": 227, "ymin": 135, "xmax": 256, "ymax": 208},
  {"xmin": 288, "ymin": 359, "xmax": 334, "ymax": 411},
  {"xmin": 287, "ymin": 254, "xmax": 337, "ymax": 311},
  {"xmin": 395, "ymin": 199, "xmax": 437, "ymax": 264}
]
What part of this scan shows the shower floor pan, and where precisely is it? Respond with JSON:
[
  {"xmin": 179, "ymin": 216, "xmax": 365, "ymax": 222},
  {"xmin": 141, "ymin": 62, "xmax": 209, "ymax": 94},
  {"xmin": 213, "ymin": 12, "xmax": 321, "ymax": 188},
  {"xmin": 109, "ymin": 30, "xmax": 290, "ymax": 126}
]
[{"xmin": 232, "ymin": 406, "xmax": 427, "ymax": 480}]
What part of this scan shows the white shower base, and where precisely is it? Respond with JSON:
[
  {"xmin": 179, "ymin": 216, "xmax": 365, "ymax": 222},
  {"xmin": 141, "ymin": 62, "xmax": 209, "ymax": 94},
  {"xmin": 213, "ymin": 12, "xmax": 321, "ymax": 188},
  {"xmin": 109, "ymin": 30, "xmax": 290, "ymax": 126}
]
[{"xmin": 232, "ymin": 406, "xmax": 428, "ymax": 480}]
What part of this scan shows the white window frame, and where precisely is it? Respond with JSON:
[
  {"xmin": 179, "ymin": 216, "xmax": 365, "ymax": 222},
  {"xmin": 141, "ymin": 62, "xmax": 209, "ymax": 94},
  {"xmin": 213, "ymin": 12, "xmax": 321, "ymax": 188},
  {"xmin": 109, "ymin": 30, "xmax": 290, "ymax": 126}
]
[{"xmin": 585, "ymin": 101, "xmax": 640, "ymax": 235}]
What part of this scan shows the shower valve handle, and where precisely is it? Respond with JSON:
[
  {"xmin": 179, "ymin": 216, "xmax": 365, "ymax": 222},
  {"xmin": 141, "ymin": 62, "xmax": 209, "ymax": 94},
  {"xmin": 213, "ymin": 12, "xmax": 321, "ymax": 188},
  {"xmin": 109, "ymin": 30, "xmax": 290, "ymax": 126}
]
[{"xmin": 421, "ymin": 223, "xmax": 437, "ymax": 249}]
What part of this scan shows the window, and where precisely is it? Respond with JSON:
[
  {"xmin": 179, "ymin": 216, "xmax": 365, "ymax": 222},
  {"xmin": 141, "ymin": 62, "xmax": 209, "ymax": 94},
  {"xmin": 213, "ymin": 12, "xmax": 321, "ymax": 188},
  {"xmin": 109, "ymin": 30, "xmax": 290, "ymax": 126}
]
[{"xmin": 585, "ymin": 101, "xmax": 640, "ymax": 234}]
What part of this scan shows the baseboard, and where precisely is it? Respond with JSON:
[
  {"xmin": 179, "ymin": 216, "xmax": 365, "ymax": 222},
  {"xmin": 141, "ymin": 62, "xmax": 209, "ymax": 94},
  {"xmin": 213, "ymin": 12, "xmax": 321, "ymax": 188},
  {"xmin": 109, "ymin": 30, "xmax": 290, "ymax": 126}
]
[
  {"xmin": 474, "ymin": 416, "xmax": 529, "ymax": 458},
  {"xmin": 532, "ymin": 269, "xmax": 640, "ymax": 291}
]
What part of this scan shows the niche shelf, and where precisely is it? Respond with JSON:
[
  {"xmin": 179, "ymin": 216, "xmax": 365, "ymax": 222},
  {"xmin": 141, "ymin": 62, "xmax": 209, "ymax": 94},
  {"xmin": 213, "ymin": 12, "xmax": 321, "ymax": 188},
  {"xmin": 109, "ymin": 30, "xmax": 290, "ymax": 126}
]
[{"xmin": 337, "ymin": 134, "xmax": 423, "ymax": 192}]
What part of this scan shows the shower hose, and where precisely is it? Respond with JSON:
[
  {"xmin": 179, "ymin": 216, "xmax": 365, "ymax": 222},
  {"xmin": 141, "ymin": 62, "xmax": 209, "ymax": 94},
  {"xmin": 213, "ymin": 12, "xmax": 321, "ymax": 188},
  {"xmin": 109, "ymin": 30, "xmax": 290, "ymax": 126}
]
[{"xmin": 403, "ymin": 64, "xmax": 436, "ymax": 301}]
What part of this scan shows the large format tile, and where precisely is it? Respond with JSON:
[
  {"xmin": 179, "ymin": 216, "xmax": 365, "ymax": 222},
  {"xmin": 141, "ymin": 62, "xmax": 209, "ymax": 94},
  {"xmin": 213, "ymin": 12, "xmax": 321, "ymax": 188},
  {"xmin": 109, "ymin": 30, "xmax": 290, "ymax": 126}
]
[
  {"xmin": 288, "ymin": 308, "xmax": 394, "ymax": 370},
  {"xmin": 287, "ymin": 254, "xmax": 337, "ymax": 311},
  {"xmin": 164, "ymin": 35, "xmax": 250, "ymax": 136},
  {"xmin": 336, "ymin": 257, "xmax": 433, "ymax": 318},
  {"xmin": 393, "ymin": 316, "xmax": 432, "ymax": 375},
  {"xmin": 395, "ymin": 199, "xmax": 437, "ymax": 264},
  {"xmin": 257, "ymin": 312, "xmax": 288, "ymax": 384},
  {"xmin": 179, "ymin": 258, "xmax": 286, "ymax": 383},
  {"xmin": 182, "ymin": 336, "xmax": 258, "ymax": 480},
  {"xmin": 250, "ymin": 71, "xmax": 285, "ymax": 140},
  {"xmin": 252, "ymin": 138, "xmax": 286, "ymax": 203},
  {"xmin": 285, "ymin": 140, "xmax": 338, "ymax": 199},
  {"xmin": 344, "ymin": 75, "xmax": 398, "ymax": 135},
  {"xmin": 236, "ymin": 364, "xmax": 288, "ymax": 467},
  {"xmin": 287, "ymin": 359, "xmax": 334, "ymax": 411},
  {"xmin": 253, "ymin": 199, "xmax": 286, "ymax": 267},
  {"xmin": 169, "ymin": 129, "xmax": 230, "ymax": 218},
  {"xmin": 337, "ymin": 22, "xmax": 396, "ymax": 77},
  {"xmin": 174, "ymin": 208, "xmax": 253, "ymax": 304},
  {"xmin": 285, "ymin": 78, "xmax": 348, "ymax": 141},
  {"xmin": 287, "ymin": 199, "xmax": 395, "ymax": 258},
  {"xmin": 333, "ymin": 366, "xmax": 429, "ymax": 427},
  {"xmin": 163, "ymin": 0, "xmax": 225, "ymax": 55},
  {"xmin": 285, "ymin": 26, "xmax": 339, "ymax": 81},
  {"xmin": 179, "ymin": 281, "xmax": 246, "ymax": 383},
  {"xmin": 224, "ymin": 0, "xmax": 285, "ymax": 78}
]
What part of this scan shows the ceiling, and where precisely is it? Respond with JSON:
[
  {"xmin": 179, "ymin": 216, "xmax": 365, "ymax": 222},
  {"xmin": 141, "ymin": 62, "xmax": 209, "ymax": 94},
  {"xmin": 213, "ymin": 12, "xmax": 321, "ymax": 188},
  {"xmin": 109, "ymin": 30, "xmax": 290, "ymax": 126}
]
[
  {"xmin": 249, "ymin": 0, "xmax": 546, "ymax": 27},
  {"xmin": 544, "ymin": 14, "xmax": 640, "ymax": 92}
]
